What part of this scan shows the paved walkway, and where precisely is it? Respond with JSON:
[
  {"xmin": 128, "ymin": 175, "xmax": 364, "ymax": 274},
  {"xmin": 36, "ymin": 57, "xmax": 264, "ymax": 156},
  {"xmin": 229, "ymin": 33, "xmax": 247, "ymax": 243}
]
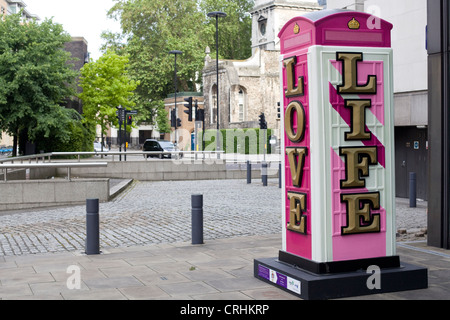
[{"xmin": 1, "ymin": 179, "xmax": 449, "ymax": 301}]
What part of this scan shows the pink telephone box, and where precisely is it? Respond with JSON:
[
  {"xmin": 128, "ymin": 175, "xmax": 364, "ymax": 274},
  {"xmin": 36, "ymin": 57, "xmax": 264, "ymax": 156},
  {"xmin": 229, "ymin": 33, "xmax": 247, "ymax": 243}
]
[
  {"xmin": 280, "ymin": 10, "xmax": 395, "ymax": 263},
  {"xmin": 255, "ymin": 10, "xmax": 427, "ymax": 299}
]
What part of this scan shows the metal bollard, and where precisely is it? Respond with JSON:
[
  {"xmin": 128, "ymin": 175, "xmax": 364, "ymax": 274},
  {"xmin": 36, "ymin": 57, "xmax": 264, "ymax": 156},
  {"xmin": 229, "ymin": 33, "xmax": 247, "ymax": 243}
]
[
  {"xmin": 279, "ymin": 162, "xmax": 282, "ymax": 189},
  {"xmin": 262, "ymin": 162, "xmax": 268, "ymax": 187},
  {"xmin": 85, "ymin": 199, "xmax": 100, "ymax": 255},
  {"xmin": 409, "ymin": 172, "xmax": 417, "ymax": 208},
  {"xmin": 192, "ymin": 194, "xmax": 204, "ymax": 245},
  {"xmin": 247, "ymin": 160, "xmax": 252, "ymax": 184}
]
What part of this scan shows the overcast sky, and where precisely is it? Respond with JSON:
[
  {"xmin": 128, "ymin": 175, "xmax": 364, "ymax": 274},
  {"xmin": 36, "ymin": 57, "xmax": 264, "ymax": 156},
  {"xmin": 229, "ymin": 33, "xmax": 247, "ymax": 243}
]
[{"xmin": 25, "ymin": 0, "xmax": 121, "ymax": 61}]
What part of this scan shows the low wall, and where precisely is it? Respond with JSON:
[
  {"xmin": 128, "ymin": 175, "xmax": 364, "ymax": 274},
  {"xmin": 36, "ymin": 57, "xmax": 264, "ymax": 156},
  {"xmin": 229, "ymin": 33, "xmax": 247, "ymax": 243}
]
[
  {"xmin": 0, "ymin": 178, "xmax": 110, "ymax": 211},
  {"xmin": 55, "ymin": 160, "xmax": 279, "ymax": 181},
  {"xmin": 0, "ymin": 167, "xmax": 56, "ymax": 181}
]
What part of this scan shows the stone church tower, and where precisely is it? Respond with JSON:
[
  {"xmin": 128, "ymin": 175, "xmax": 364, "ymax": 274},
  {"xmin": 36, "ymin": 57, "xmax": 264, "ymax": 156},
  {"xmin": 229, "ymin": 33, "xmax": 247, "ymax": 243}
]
[
  {"xmin": 202, "ymin": 0, "xmax": 322, "ymax": 138},
  {"xmin": 251, "ymin": 0, "xmax": 322, "ymax": 53}
]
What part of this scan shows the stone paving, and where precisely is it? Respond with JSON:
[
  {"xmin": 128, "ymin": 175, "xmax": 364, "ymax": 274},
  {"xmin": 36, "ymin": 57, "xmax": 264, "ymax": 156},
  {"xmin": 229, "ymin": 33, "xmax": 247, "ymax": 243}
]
[
  {"xmin": 0, "ymin": 178, "xmax": 429, "ymax": 257},
  {"xmin": 0, "ymin": 179, "xmax": 283, "ymax": 256},
  {"xmin": 1, "ymin": 178, "xmax": 445, "ymax": 301}
]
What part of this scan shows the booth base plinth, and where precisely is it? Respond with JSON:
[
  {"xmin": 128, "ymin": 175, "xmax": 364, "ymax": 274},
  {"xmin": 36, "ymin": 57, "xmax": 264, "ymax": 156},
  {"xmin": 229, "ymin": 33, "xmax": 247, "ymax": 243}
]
[{"xmin": 254, "ymin": 254, "xmax": 428, "ymax": 300}]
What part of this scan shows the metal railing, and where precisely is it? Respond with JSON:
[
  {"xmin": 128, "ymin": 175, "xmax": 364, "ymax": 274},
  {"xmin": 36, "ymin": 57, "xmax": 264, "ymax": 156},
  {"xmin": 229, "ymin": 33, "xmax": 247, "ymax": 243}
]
[
  {"xmin": 0, "ymin": 162, "xmax": 108, "ymax": 182},
  {"xmin": 0, "ymin": 153, "xmax": 52, "ymax": 164},
  {"xmin": 51, "ymin": 150, "xmax": 225, "ymax": 162}
]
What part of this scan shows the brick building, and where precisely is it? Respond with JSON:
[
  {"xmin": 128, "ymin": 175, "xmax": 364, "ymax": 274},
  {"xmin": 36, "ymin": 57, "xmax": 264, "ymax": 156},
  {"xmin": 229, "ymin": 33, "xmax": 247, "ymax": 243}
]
[
  {"xmin": 0, "ymin": 0, "xmax": 39, "ymax": 21},
  {"xmin": 64, "ymin": 37, "xmax": 90, "ymax": 114}
]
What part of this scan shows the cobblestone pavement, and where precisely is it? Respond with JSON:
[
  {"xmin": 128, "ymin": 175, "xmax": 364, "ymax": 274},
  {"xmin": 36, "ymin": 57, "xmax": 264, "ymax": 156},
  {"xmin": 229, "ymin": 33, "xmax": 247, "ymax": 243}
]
[
  {"xmin": 0, "ymin": 179, "xmax": 282, "ymax": 256},
  {"xmin": 0, "ymin": 179, "xmax": 428, "ymax": 257}
]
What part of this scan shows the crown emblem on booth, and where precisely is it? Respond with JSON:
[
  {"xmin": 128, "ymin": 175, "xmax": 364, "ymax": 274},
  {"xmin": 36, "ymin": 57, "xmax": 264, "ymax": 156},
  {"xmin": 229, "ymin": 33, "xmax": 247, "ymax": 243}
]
[
  {"xmin": 348, "ymin": 17, "xmax": 360, "ymax": 29},
  {"xmin": 293, "ymin": 23, "xmax": 300, "ymax": 34}
]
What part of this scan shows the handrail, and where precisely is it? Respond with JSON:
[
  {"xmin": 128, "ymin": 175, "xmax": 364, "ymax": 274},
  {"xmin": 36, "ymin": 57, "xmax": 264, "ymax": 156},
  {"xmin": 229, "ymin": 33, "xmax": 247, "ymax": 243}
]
[
  {"xmin": 0, "ymin": 162, "xmax": 108, "ymax": 182},
  {"xmin": 51, "ymin": 150, "xmax": 225, "ymax": 162},
  {"xmin": 0, "ymin": 153, "xmax": 53, "ymax": 164}
]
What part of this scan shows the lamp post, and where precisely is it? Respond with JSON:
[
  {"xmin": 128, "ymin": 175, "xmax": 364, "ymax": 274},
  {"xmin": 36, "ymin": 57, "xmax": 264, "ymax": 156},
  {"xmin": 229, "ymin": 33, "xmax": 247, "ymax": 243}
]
[
  {"xmin": 207, "ymin": 11, "xmax": 227, "ymax": 159},
  {"xmin": 169, "ymin": 50, "xmax": 183, "ymax": 146}
]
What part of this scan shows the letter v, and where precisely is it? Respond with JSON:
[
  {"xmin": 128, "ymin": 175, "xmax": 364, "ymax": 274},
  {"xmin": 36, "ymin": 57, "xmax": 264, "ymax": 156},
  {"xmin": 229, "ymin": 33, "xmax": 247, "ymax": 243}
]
[{"xmin": 286, "ymin": 147, "xmax": 307, "ymax": 188}]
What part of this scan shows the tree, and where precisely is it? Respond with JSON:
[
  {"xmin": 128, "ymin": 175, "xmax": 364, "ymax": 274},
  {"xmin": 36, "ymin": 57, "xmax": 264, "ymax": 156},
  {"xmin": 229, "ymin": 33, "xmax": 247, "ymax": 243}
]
[
  {"xmin": 103, "ymin": 0, "xmax": 254, "ymax": 131},
  {"xmin": 105, "ymin": 0, "xmax": 205, "ymax": 128},
  {"xmin": 78, "ymin": 50, "xmax": 138, "ymax": 147},
  {"xmin": 200, "ymin": 0, "xmax": 254, "ymax": 60},
  {"xmin": 0, "ymin": 13, "xmax": 79, "ymax": 156}
]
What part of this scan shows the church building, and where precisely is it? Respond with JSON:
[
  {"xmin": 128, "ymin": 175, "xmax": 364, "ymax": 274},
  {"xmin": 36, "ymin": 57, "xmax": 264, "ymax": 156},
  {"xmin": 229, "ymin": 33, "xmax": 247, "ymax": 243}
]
[{"xmin": 202, "ymin": 0, "xmax": 323, "ymax": 141}]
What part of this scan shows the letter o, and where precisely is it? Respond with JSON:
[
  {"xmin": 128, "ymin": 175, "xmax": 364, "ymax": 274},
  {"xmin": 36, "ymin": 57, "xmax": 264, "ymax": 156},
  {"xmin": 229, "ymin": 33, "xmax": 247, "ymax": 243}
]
[{"xmin": 285, "ymin": 101, "xmax": 306, "ymax": 143}]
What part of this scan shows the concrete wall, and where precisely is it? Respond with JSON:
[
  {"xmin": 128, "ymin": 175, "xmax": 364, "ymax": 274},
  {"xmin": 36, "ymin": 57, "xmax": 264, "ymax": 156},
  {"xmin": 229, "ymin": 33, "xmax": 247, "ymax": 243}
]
[
  {"xmin": 0, "ymin": 178, "xmax": 110, "ymax": 211},
  {"xmin": 0, "ymin": 160, "xmax": 279, "ymax": 211},
  {"xmin": 0, "ymin": 167, "xmax": 56, "ymax": 181},
  {"xmin": 55, "ymin": 160, "xmax": 278, "ymax": 181}
]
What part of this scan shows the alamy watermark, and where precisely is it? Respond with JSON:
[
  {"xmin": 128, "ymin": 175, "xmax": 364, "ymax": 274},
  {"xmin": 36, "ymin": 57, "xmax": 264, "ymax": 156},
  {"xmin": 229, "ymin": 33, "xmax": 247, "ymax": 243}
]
[
  {"xmin": 366, "ymin": 5, "xmax": 382, "ymax": 30},
  {"xmin": 66, "ymin": 265, "xmax": 81, "ymax": 290},
  {"xmin": 366, "ymin": 265, "xmax": 381, "ymax": 290}
]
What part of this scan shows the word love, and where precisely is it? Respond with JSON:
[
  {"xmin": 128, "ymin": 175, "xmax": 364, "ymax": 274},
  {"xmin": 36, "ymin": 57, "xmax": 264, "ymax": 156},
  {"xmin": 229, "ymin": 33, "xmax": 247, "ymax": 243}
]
[{"xmin": 283, "ymin": 52, "xmax": 381, "ymax": 236}]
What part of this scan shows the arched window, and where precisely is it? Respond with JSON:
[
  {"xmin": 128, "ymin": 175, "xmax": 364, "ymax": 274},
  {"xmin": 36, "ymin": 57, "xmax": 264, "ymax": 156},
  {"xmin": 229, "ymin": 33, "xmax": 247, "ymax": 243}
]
[
  {"xmin": 210, "ymin": 84, "xmax": 217, "ymax": 124},
  {"xmin": 238, "ymin": 89, "xmax": 245, "ymax": 122}
]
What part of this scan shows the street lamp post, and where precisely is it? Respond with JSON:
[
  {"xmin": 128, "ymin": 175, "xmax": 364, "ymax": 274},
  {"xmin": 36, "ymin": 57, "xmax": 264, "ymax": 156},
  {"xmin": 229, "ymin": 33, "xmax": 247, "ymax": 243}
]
[
  {"xmin": 169, "ymin": 50, "xmax": 183, "ymax": 146},
  {"xmin": 207, "ymin": 11, "xmax": 227, "ymax": 159}
]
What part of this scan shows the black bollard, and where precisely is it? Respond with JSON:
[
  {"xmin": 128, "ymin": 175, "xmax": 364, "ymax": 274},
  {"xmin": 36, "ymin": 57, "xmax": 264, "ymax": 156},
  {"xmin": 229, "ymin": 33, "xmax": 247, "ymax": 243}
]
[
  {"xmin": 409, "ymin": 172, "xmax": 417, "ymax": 208},
  {"xmin": 262, "ymin": 162, "xmax": 268, "ymax": 187},
  {"xmin": 279, "ymin": 162, "xmax": 282, "ymax": 189},
  {"xmin": 85, "ymin": 199, "xmax": 100, "ymax": 255},
  {"xmin": 247, "ymin": 160, "xmax": 252, "ymax": 184},
  {"xmin": 192, "ymin": 194, "xmax": 204, "ymax": 245}
]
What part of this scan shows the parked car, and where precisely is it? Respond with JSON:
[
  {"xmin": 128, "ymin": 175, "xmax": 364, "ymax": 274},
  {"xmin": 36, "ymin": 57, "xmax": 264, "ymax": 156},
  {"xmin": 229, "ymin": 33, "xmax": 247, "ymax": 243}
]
[
  {"xmin": 142, "ymin": 139, "xmax": 182, "ymax": 159},
  {"xmin": 94, "ymin": 142, "xmax": 108, "ymax": 155}
]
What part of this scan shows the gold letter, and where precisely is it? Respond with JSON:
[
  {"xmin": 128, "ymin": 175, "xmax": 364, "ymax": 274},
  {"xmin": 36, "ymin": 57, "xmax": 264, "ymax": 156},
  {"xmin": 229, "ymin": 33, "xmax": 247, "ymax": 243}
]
[
  {"xmin": 285, "ymin": 101, "xmax": 306, "ymax": 143},
  {"xmin": 340, "ymin": 147, "xmax": 378, "ymax": 188},
  {"xmin": 337, "ymin": 52, "xmax": 377, "ymax": 94},
  {"xmin": 283, "ymin": 56, "xmax": 304, "ymax": 97},
  {"xmin": 287, "ymin": 192, "xmax": 307, "ymax": 235},
  {"xmin": 345, "ymin": 100, "xmax": 372, "ymax": 140},
  {"xmin": 341, "ymin": 193, "xmax": 381, "ymax": 235},
  {"xmin": 286, "ymin": 147, "xmax": 307, "ymax": 188}
]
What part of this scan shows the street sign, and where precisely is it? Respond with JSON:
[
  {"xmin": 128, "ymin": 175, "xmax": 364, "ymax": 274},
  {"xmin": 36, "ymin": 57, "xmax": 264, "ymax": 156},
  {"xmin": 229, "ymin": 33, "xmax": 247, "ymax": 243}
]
[{"xmin": 126, "ymin": 110, "xmax": 138, "ymax": 115}]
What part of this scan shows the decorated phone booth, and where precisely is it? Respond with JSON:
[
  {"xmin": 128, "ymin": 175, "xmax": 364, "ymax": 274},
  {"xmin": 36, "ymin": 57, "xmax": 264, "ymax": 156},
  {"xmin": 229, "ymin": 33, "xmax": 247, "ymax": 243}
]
[{"xmin": 254, "ymin": 10, "xmax": 427, "ymax": 300}]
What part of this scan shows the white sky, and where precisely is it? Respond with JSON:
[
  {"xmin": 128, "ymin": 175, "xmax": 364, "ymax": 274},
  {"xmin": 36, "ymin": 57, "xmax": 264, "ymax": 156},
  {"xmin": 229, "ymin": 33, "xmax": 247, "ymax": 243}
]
[{"xmin": 25, "ymin": 0, "xmax": 122, "ymax": 61}]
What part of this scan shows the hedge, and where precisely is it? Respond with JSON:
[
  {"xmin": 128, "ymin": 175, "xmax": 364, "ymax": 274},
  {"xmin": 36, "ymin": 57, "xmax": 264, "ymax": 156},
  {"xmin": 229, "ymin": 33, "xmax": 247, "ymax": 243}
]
[{"xmin": 198, "ymin": 128, "xmax": 273, "ymax": 154}]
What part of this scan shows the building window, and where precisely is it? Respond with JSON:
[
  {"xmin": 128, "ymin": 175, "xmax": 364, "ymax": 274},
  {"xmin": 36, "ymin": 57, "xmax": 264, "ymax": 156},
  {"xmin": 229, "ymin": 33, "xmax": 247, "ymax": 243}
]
[
  {"xmin": 9, "ymin": 4, "xmax": 18, "ymax": 14},
  {"xmin": 238, "ymin": 89, "xmax": 245, "ymax": 122},
  {"xmin": 258, "ymin": 16, "xmax": 268, "ymax": 37},
  {"xmin": 211, "ymin": 84, "xmax": 217, "ymax": 124}
]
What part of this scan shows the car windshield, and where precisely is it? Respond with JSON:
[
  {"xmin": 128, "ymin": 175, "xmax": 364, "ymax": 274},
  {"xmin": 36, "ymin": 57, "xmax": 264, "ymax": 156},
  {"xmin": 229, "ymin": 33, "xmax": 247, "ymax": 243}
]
[{"xmin": 159, "ymin": 141, "xmax": 174, "ymax": 149}]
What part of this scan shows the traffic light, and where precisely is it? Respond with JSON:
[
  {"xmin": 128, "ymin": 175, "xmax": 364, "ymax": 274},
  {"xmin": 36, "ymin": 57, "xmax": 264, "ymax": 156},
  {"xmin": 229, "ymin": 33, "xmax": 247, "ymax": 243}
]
[
  {"xmin": 184, "ymin": 97, "xmax": 193, "ymax": 122},
  {"xmin": 277, "ymin": 102, "xmax": 281, "ymax": 119},
  {"xmin": 196, "ymin": 108, "xmax": 205, "ymax": 122},
  {"xmin": 171, "ymin": 109, "xmax": 176, "ymax": 127},
  {"xmin": 259, "ymin": 113, "xmax": 267, "ymax": 129},
  {"xmin": 127, "ymin": 115, "xmax": 133, "ymax": 125},
  {"xmin": 177, "ymin": 118, "xmax": 182, "ymax": 127},
  {"xmin": 194, "ymin": 99, "xmax": 198, "ymax": 121}
]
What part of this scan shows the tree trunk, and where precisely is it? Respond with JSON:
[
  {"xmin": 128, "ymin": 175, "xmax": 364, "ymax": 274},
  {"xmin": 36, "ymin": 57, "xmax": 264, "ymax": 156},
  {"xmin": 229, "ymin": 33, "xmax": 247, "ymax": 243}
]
[{"xmin": 12, "ymin": 133, "xmax": 18, "ymax": 157}]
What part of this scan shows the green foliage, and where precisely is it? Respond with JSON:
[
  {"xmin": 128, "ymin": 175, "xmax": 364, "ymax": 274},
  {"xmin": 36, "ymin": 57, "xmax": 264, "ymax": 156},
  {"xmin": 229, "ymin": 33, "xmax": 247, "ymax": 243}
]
[
  {"xmin": 103, "ymin": 0, "xmax": 254, "ymax": 131},
  {"xmin": 36, "ymin": 109, "xmax": 96, "ymax": 153},
  {"xmin": 78, "ymin": 50, "xmax": 138, "ymax": 137},
  {"xmin": 0, "ymin": 13, "xmax": 79, "ymax": 154},
  {"xmin": 200, "ymin": 128, "xmax": 272, "ymax": 154},
  {"xmin": 200, "ymin": 0, "xmax": 254, "ymax": 60}
]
